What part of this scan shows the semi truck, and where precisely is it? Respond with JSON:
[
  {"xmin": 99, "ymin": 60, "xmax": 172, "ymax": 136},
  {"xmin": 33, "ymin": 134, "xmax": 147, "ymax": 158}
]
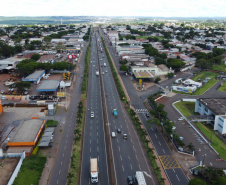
[
  {"xmin": 90, "ymin": 158, "xmax": 98, "ymax": 183},
  {"xmin": 135, "ymin": 171, "xmax": 146, "ymax": 185},
  {"xmin": 96, "ymin": 71, "xmax": 99, "ymax": 76}
]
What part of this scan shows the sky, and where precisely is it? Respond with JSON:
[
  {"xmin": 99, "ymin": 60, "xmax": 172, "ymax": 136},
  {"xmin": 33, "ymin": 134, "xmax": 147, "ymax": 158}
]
[{"xmin": 0, "ymin": 0, "xmax": 226, "ymax": 17}]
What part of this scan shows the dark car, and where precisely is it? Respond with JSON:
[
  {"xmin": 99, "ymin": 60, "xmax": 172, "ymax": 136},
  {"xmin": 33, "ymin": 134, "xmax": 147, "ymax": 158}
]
[
  {"xmin": 127, "ymin": 176, "xmax": 134, "ymax": 185},
  {"xmin": 117, "ymin": 128, "xmax": 121, "ymax": 133},
  {"xmin": 146, "ymin": 113, "xmax": 150, "ymax": 117}
]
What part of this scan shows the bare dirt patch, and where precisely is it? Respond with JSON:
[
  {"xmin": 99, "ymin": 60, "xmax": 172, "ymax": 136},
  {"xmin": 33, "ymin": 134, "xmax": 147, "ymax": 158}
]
[{"xmin": 0, "ymin": 157, "xmax": 20, "ymax": 185}]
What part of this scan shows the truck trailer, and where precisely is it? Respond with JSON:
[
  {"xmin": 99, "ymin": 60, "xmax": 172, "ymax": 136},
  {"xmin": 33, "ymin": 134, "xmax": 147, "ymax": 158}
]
[
  {"xmin": 90, "ymin": 158, "xmax": 98, "ymax": 183},
  {"xmin": 135, "ymin": 171, "xmax": 146, "ymax": 185}
]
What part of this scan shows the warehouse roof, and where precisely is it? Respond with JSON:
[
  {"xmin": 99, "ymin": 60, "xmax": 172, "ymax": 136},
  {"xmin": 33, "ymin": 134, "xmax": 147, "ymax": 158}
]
[
  {"xmin": 36, "ymin": 80, "xmax": 59, "ymax": 91},
  {"xmin": 8, "ymin": 119, "xmax": 44, "ymax": 144},
  {"xmin": 23, "ymin": 70, "xmax": 45, "ymax": 80}
]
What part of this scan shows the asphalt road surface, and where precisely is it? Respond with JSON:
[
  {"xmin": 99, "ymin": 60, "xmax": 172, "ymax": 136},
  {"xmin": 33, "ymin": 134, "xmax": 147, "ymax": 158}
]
[
  {"xmin": 80, "ymin": 31, "xmax": 109, "ymax": 185},
  {"xmin": 96, "ymin": 32, "xmax": 158, "ymax": 185},
  {"xmin": 100, "ymin": 27, "xmax": 189, "ymax": 185},
  {"xmin": 49, "ymin": 43, "xmax": 87, "ymax": 184}
]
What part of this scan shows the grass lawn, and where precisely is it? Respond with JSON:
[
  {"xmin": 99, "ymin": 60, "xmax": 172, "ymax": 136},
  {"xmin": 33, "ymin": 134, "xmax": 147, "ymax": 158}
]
[
  {"xmin": 13, "ymin": 156, "xmax": 47, "ymax": 185},
  {"xmin": 191, "ymin": 71, "xmax": 218, "ymax": 95},
  {"xmin": 212, "ymin": 64, "xmax": 226, "ymax": 73},
  {"xmin": 192, "ymin": 78, "xmax": 218, "ymax": 95},
  {"xmin": 218, "ymin": 82, "xmax": 226, "ymax": 92},
  {"xmin": 192, "ymin": 71, "xmax": 218, "ymax": 81},
  {"xmin": 195, "ymin": 123, "xmax": 226, "ymax": 160},
  {"xmin": 46, "ymin": 120, "xmax": 58, "ymax": 127},
  {"xmin": 174, "ymin": 101, "xmax": 196, "ymax": 118}
]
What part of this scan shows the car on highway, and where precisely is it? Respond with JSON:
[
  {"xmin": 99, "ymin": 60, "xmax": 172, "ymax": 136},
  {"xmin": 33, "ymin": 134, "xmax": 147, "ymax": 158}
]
[
  {"xmin": 106, "ymin": 70, "xmax": 107, "ymax": 73},
  {"xmin": 179, "ymin": 136, "xmax": 184, "ymax": 141},
  {"xmin": 146, "ymin": 113, "xmax": 150, "ymax": 117},
  {"xmin": 102, "ymin": 72, "xmax": 104, "ymax": 75},
  {"xmin": 111, "ymin": 132, "xmax": 116, "ymax": 138},
  {"xmin": 91, "ymin": 111, "xmax": 94, "ymax": 118},
  {"xmin": 117, "ymin": 128, "xmax": 121, "ymax": 133},
  {"xmin": 127, "ymin": 176, "xmax": 134, "ymax": 185},
  {"xmin": 123, "ymin": 134, "xmax": 128, "ymax": 140},
  {"xmin": 178, "ymin": 117, "xmax": 184, "ymax": 121}
]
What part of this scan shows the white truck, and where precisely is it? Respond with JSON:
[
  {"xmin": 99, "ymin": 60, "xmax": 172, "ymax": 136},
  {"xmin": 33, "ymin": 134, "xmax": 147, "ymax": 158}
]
[
  {"xmin": 135, "ymin": 171, "xmax": 146, "ymax": 185},
  {"xmin": 96, "ymin": 71, "xmax": 99, "ymax": 76},
  {"xmin": 90, "ymin": 158, "xmax": 98, "ymax": 183}
]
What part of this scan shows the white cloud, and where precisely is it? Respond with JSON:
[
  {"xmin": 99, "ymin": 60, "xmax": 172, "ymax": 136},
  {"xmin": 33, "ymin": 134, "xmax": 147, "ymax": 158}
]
[{"xmin": 0, "ymin": 0, "xmax": 225, "ymax": 17}]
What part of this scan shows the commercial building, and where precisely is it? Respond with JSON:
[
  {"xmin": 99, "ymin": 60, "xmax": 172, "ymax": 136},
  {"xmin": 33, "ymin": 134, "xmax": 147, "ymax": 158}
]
[
  {"xmin": 7, "ymin": 119, "xmax": 45, "ymax": 155},
  {"xmin": 0, "ymin": 57, "xmax": 25, "ymax": 72},
  {"xmin": 22, "ymin": 70, "xmax": 45, "ymax": 84},
  {"xmin": 36, "ymin": 80, "xmax": 60, "ymax": 95},
  {"xmin": 195, "ymin": 98, "xmax": 226, "ymax": 135}
]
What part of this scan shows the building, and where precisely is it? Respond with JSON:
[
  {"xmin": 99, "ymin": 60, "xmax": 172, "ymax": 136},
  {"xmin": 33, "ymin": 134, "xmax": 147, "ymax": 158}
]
[
  {"xmin": 22, "ymin": 70, "xmax": 45, "ymax": 84},
  {"xmin": 130, "ymin": 65, "xmax": 174, "ymax": 80},
  {"xmin": 7, "ymin": 119, "xmax": 45, "ymax": 156},
  {"xmin": 195, "ymin": 98, "xmax": 226, "ymax": 135},
  {"xmin": 0, "ymin": 57, "xmax": 25, "ymax": 72},
  {"xmin": 36, "ymin": 80, "xmax": 60, "ymax": 95}
]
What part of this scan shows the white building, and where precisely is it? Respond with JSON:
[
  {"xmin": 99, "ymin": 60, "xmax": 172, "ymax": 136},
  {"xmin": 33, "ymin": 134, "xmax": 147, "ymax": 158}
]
[{"xmin": 195, "ymin": 98, "xmax": 226, "ymax": 135}]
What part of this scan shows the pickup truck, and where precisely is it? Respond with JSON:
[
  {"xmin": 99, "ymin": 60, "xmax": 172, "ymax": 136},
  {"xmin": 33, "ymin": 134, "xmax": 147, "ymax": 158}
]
[{"xmin": 113, "ymin": 109, "xmax": 118, "ymax": 117}]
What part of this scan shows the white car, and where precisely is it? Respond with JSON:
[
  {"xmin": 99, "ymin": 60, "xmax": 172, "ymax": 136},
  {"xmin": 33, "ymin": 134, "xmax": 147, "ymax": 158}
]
[
  {"xmin": 178, "ymin": 117, "xmax": 184, "ymax": 121},
  {"xmin": 179, "ymin": 137, "xmax": 184, "ymax": 141},
  {"xmin": 91, "ymin": 111, "xmax": 94, "ymax": 118},
  {"xmin": 111, "ymin": 132, "xmax": 116, "ymax": 138}
]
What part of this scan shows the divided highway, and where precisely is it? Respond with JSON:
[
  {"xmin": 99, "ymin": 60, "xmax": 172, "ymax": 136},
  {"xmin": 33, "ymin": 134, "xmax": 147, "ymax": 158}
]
[
  {"xmin": 100, "ymin": 27, "xmax": 189, "ymax": 185},
  {"xmin": 96, "ymin": 33, "xmax": 157, "ymax": 185}
]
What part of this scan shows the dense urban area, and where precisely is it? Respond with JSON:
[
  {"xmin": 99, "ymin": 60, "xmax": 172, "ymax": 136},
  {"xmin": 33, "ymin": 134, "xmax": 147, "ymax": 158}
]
[{"xmin": 0, "ymin": 17, "xmax": 226, "ymax": 185}]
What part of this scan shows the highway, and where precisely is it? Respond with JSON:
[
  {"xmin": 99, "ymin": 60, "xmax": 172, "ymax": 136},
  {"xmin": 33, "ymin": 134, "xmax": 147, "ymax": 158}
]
[
  {"xmin": 100, "ymin": 27, "xmax": 189, "ymax": 185},
  {"xmin": 96, "ymin": 32, "xmax": 158, "ymax": 185},
  {"xmin": 80, "ymin": 31, "xmax": 109, "ymax": 185},
  {"xmin": 49, "ymin": 41, "xmax": 87, "ymax": 185}
]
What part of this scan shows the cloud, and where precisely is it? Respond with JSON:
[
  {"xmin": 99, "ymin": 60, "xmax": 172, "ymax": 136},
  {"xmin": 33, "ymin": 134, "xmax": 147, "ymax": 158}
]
[{"xmin": 0, "ymin": 0, "xmax": 225, "ymax": 17}]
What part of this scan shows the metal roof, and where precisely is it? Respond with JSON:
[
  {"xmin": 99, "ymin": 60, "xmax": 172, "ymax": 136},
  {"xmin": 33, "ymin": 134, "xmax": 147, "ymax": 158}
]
[
  {"xmin": 133, "ymin": 71, "xmax": 155, "ymax": 79},
  {"xmin": 38, "ymin": 127, "xmax": 55, "ymax": 147},
  {"xmin": 37, "ymin": 80, "xmax": 59, "ymax": 91},
  {"xmin": 24, "ymin": 70, "xmax": 45, "ymax": 80}
]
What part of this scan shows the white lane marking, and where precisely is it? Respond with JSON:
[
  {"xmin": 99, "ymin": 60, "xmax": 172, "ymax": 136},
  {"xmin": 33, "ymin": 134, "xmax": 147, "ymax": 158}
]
[
  {"xmin": 59, "ymin": 170, "xmax": 61, "ymax": 175},
  {"xmin": 176, "ymin": 174, "xmax": 180, "ymax": 181},
  {"xmin": 162, "ymin": 149, "xmax": 165, "ymax": 154},
  {"xmin": 57, "ymin": 180, "xmax": 59, "ymax": 184},
  {"xmin": 122, "ymin": 165, "xmax": 124, "ymax": 172},
  {"xmin": 210, "ymin": 162, "xmax": 212, "ymax": 166},
  {"xmin": 118, "ymin": 146, "xmax": 120, "ymax": 152},
  {"xmin": 130, "ymin": 164, "xmax": 133, "ymax": 170},
  {"xmin": 128, "ymin": 156, "xmax": 130, "ymax": 160},
  {"xmin": 155, "ymin": 134, "xmax": 157, "ymax": 138},
  {"xmin": 158, "ymin": 141, "xmax": 161, "ymax": 146},
  {"xmin": 173, "ymin": 169, "xmax": 175, "ymax": 172},
  {"xmin": 120, "ymin": 155, "xmax": 122, "ymax": 161}
]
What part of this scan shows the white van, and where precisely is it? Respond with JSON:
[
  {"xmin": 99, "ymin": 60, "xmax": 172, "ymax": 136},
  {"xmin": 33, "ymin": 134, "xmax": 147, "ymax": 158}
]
[{"xmin": 111, "ymin": 132, "xmax": 116, "ymax": 138}]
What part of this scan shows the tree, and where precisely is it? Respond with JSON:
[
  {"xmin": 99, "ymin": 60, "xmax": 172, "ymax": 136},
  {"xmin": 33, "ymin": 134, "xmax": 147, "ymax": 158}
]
[
  {"xmin": 155, "ymin": 57, "xmax": 166, "ymax": 65},
  {"xmin": 187, "ymin": 143, "xmax": 195, "ymax": 151},
  {"xmin": 31, "ymin": 53, "xmax": 41, "ymax": 61},
  {"xmin": 154, "ymin": 77, "xmax": 161, "ymax": 83},
  {"xmin": 167, "ymin": 58, "xmax": 185, "ymax": 72},
  {"xmin": 188, "ymin": 178, "xmax": 207, "ymax": 185},
  {"xmin": 119, "ymin": 64, "xmax": 128, "ymax": 72},
  {"xmin": 55, "ymin": 42, "xmax": 66, "ymax": 53},
  {"xmin": 14, "ymin": 81, "xmax": 31, "ymax": 93}
]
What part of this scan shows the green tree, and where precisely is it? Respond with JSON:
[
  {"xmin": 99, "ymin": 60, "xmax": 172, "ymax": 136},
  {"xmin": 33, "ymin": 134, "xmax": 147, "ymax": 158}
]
[
  {"xmin": 155, "ymin": 57, "xmax": 166, "ymax": 65},
  {"xmin": 119, "ymin": 64, "xmax": 128, "ymax": 71},
  {"xmin": 31, "ymin": 53, "xmax": 41, "ymax": 61},
  {"xmin": 188, "ymin": 178, "xmax": 207, "ymax": 185},
  {"xmin": 14, "ymin": 81, "xmax": 31, "ymax": 93},
  {"xmin": 154, "ymin": 77, "xmax": 161, "ymax": 83},
  {"xmin": 167, "ymin": 58, "xmax": 185, "ymax": 72}
]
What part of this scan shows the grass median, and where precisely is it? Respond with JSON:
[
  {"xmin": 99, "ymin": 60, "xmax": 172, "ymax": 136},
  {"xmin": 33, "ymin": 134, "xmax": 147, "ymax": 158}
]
[{"xmin": 218, "ymin": 82, "xmax": 226, "ymax": 92}]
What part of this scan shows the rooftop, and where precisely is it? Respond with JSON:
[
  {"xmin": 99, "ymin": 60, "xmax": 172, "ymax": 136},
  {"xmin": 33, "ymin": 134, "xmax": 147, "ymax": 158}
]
[
  {"xmin": 199, "ymin": 98, "xmax": 226, "ymax": 115},
  {"xmin": 37, "ymin": 80, "xmax": 59, "ymax": 91},
  {"xmin": 133, "ymin": 71, "xmax": 155, "ymax": 79},
  {"xmin": 8, "ymin": 119, "xmax": 44, "ymax": 143},
  {"xmin": 24, "ymin": 70, "xmax": 45, "ymax": 80}
]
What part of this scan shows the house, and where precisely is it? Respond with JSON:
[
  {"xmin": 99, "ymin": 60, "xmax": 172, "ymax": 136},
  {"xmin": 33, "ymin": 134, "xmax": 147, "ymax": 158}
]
[
  {"xmin": 195, "ymin": 98, "xmax": 226, "ymax": 135},
  {"xmin": 0, "ymin": 57, "xmax": 25, "ymax": 72}
]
